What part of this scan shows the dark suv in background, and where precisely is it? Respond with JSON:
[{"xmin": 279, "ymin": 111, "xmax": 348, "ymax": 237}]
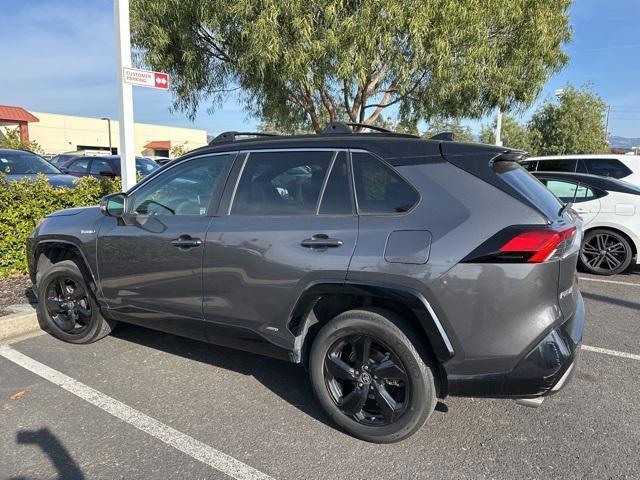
[{"xmin": 28, "ymin": 124, "xmax": 584, "ymax": 443}]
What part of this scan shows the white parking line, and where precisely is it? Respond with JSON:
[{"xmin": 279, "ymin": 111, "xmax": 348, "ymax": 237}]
[
  {"xmin": 579, "ymin": 277, "xmax": 640, "ymax": 287},
  {"xmin": 583, "ymin": 344, "xmax": 640, "ymax": 361},
  {"xmin": 0, "ymin": 345, "xmax": 273, "ymax": 480}
]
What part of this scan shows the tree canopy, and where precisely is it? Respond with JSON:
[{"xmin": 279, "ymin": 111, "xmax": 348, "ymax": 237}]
[
  {"xmin": 424, "ymin": 119, "xmax": 475, "ymax": 143},
  {"xmin": 131, "ymin": 0, "xmax": 572, "ymax": 132},
  {"xmin": 480, "ymin": 114, "xmax": 534, "ymax": 152},
  {"xmin": 0, "ymin": 128, "xmax": 43, "ymax": 153},
  {"xmin": 528, "ymin": 84, "xmax": 608, "ymax": 155}
]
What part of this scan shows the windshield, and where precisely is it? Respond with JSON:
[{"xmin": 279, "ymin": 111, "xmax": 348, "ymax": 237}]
[
  {"xmin": 0, "ymin": 150, "xmax": 61, "ymax": 175},
  {"xmin": 136, "ymin": 157, "xmax": 160, "ymax": 175}
]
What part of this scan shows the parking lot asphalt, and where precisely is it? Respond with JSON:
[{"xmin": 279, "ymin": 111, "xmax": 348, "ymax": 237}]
[{"xmin": 1, "ymin": 267, "xmax": 639, "ymax": 480}]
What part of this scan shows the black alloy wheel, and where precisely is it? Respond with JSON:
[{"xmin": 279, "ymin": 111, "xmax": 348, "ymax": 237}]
[
  {"xmin": 324, "ymin": 334, "xmax": 411, "ymax": 426},
  {"xmin": 44, "ymin": 276, "xmax": 92, "ymax": 334},
  {"xmin": 580, "ymin": 229, "xmax": 633, "ymax": 275}
]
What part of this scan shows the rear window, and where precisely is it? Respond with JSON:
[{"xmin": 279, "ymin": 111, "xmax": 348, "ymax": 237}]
[
  {"xmin": 493, "ymin": 162, "xmax": 562, "ymax": 219},
  {"xmin": 582, "ymin": 158, "xmax": 632, "ymax": 179},
  {"xmin": 536, "ymin": 159, "xmax": 577, "ymax": 172}
]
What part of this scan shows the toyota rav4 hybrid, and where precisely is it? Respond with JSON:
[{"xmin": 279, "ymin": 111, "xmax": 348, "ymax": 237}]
[{"xmin": 27, "ymin": 124, "xmax": 584, "ymax": 443}]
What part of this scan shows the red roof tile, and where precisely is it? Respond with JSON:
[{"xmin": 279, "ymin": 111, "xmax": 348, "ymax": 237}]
[
  {"xmin": 0, "ymin": 105, "xmax": 39, "ymax": 123},
  {"xmin": 144, "ymin": 140, "xmax": 171, "ymax": 150}
]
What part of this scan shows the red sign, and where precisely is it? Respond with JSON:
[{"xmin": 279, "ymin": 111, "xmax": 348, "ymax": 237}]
[{"xmin": 123, "ymin": 67, "xmax": 169, "ymax": 90}]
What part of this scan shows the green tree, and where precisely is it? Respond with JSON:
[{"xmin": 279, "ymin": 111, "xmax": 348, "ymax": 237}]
[
  {"xmin": 131, "ymin": 0, "xmax": 571, "ymax": 133},
  {"xmin": 424, "ymin": 119, "xmax": 475, "ymax": 143},
  {"xmin": 528, "ymin": 84, "xmax": 608, "ymax": 155},
  {"xmin": 479, "ymin": 114, "xmax": 534, "ymax": 152},
  {"xmin": 0, "ymin": 128, "xmax": 44, "ymax": 153}
]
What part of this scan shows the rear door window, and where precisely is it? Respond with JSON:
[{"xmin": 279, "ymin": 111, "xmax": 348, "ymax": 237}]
[
  {"xmin": 90, "ymin": 158, "xmax": 113, "ymax": 175},
  {"xmin": 318, "ymin": 153, "xmax": 353, "ymax": 215},
  {"xmin": 67, "ymin": 158, "xmax": 90, "ymax": 174},
  {"xmin": 541, "ymin": 179, "xmax": 596, "ymax": 203},
  {"xmin": 536, "ymin": 159, "xmax": 577, "ymax": 172},
  {"xmin": 582, "ymin": 158, "xmax": 632, "ymax": 179},
  {"xmin": 351, "ymin": 152, "xmax": 419, "ymax": 214},
  {"xmin": 231, "ymin": 151, "xmax": 333, "ymax": 215}
]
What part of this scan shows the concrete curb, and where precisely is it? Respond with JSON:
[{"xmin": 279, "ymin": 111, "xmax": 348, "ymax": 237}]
[{"xmin": 0, "ymin": 311, "xmax": 40, "ymax": 341}]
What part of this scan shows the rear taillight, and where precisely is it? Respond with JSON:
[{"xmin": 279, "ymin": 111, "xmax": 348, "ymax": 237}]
[{"xmin": 463, "ymin": 226, "xmax": 577, "ymax": 264}]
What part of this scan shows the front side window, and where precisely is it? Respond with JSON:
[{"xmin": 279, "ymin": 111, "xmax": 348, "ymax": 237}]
[
  {"xmin": 582, "ymin": 158, "xmax": 632, "ymax": 179},
  {"xmin": 537, "ymin": 159, "xmax": 577, "ymax": 172},
  {"xmin": 130, "ymin": 154, "xmax": 233, "ymax": 216},
  {"xmin": 90, "ymin": 158, "xmax": 113, "ymax": 175},
  {"xmin": 67, "ymin": 158, "xmax": 90, "ymax": 173},
  {"xmin": 352, "ymin": 152, "xmax": 419, "ymax": 214},
  {"xmin": 231, "ymin": 151, "xmax": 333, "ymax": 215}
]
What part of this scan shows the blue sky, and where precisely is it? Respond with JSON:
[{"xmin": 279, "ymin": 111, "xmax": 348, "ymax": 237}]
[{"xmin": 1, "ymin": 0, "xmax": 639, "ymax": 137}]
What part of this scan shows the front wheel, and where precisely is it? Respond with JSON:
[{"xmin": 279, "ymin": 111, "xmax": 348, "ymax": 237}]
[
  {"xmin": 579, "ymin": 229, "xmax": 633, "ymax": 276},
  {"xmin": 309, "ymin": 308, "xmax": 436, "ymax": 443}
]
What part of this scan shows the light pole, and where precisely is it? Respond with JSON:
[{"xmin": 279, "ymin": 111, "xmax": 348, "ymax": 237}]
[
  {"xmin": 495, "ymin": 108, "xmax": 503, "ymax": 146},
  {"xmin": 101, "ymin": 117, "xmax": 112, "ymax": 153}
]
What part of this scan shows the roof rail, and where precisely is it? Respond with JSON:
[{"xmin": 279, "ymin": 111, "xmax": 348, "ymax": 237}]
[
  {"xmin": 209, "ymin": 131, "xmax": 279, "ymax": 145},
  {"xmin": 430, "ymin": 131, "xmax": 455, "ymax": 141},
  {"xmin": 322, "ymin": 122, "xmax": 394, "ymax": 134}
]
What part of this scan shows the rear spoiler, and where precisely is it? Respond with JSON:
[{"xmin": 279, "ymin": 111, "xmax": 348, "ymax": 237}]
[{"xmin": 492, "ymin": 150, "xmax": 529, "ymax": 163}]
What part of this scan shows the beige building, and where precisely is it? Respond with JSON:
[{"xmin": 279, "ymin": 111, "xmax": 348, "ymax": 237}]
[{"xmin": 0, "ymin": 105, "xmax": 208, "ymax": 157}]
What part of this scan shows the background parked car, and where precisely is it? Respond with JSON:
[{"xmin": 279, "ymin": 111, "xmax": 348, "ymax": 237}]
[
  {"xmin": 59, "ymin": 155, "xmax": 159, "ymax": 179},
  {"xmin": 533, "ymin": 171, "xmax": 640, "ymax": 275},
  {"xmin": 0, "ymin": 148, "xmax": 78, "ymax": 187},
  {"xmin": 523, "ymin": 154, "xmax": 640, "ymax": 185},
  {"xmin": 49, "ymin": 152, "xmax": 84, "ymax": 167},
  {"xmin": 145, "ymin": 155, "xmax": 172, "ymax": 165}
]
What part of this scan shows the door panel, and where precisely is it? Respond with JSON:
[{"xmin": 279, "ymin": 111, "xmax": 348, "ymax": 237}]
[
  {"xmin": 95, "ymin": 153, "xmax": 235, "ymax": 331},
  {"xmin": 202, "ymin": 216, "xmax": 358, "ymax": 350}
]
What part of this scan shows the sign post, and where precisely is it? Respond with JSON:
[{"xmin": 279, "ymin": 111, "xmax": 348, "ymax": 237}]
[{"xmin": 114, "ymin": 0, "xmax": 137, "ymax": 191}]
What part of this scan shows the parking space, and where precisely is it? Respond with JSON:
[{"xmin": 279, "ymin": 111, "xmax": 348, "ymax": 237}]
[{"xmin": 1, "ymin": 272, "xmax": 639, "ymax": 479}]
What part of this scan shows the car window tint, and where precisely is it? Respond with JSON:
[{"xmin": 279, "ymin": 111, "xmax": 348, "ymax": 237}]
[
  {"xmin": 536, "ymin": 159, "xmax": 577, "ymax": 172},
  {"xmin": 352, "ymin": 152, "xmax": 419, "ymax": 214},
  {"xmin": 522, "ymin": 161, "xmax": 537, "ymax": 172},
  {"xmin": 130, "ymin": 154, "xmax": 232, "ymax": 216},
  {"xmin": 67, "ymin": 158, "xmax": 90, "ymax": 173},
  {"xmin": 582, "ymin": 158, "xmax": 632, "ymax": 179},
  {"xmin": 576, "ymin": 159, "xmax": 588, "ymax": 173},
  {"xmin": 90, "ymin": 158, "xmax": 113, "ymax": 175},
  {"xmin": 231, "ymin": 151, "xmax": 333, "ymax": 215},
  {"xmin": 0, "ymin": 150, "xmax": 60, "ymax": 174},
  {"xmin": 541, "ymin": 179, "xmax": 596, "ymax": 203},
  {"xmin": 319, "ymin": 153, "xmax": 353, "ymax": 215}
]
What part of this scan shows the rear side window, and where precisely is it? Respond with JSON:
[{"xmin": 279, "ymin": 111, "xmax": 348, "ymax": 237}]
[
  {"xmin": 67, "ymin": 158, "xmax": 90, "ymax": 173},
  {"xmin": 536, "ymin": 159, "xmax": 577, "ymax": 172},
  {"xmin": 90, "ymin": 158, "xmax": 113, "ymax": 175},
  {"xmin": 493, "ymin": 162, "xmax": 562, "ymax": 219},
  {"xmin": 352, "ymin": 153, "xmax": 419, "ymax": 214},
  {"xmin": 541, "ymin": 179, "xmax": 597, "ymax": 203},
  {"xmin": 522, "ymin": 161, "xmax": 537, "ymax": 172},
  {"xmin": 231, "ymin": 151, "xmax": 333, "ymax": 215},
  {"xmin": 582, "ymin": 158, "xmax": 632, "ymax": 179}
]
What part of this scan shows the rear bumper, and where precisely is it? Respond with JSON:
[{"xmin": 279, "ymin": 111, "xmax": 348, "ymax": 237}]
[{"xmin": 447, "ymin": 292, "xmax": 584, "ymax": 398}]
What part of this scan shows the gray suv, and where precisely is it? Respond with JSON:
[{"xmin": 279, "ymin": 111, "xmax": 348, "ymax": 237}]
[{"xmin": 28, "ymin": 124, "xmax": 584, "ymax": 443}]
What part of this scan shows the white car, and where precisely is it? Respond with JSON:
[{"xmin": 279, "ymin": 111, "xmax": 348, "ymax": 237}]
[
  {"xmin": 524, "ymin": 154, "xmax": 640, "ymax": 186},
  {"xmin": 533, "ymin": 171, "xmax": 640, "ymax": 275}
]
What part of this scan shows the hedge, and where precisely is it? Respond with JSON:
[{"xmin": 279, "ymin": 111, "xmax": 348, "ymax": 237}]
[{"xmin": 0, "ymin": 174, "xmax": 121, "ymax": 277}]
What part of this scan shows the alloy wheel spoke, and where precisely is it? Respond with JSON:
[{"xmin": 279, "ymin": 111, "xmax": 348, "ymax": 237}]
[
  {"xmin": 340, "ymin": 385, "xmax": 368, "ymax": 415},
  {"xmin": 352, "ymin": 336, "xmax": 372, "ymax": 367},
  {"xmin": 371, "ymin": 358, "xmax": 408, "ymax": 383},
  {"xmin": 75, "ymin": 303, "xmax": 91, "ymax": 319},
  {"xmin": 326, "ymin": 355, "xmax": 355, "ymax": 381},
  {"xmin": 68, "ymin": 284, "xmax": 86, "ymax": 301},
  {"xmin": 583, "ymin": 243, "xmax": 599, "ymax": 254},
  {"xmin": 372, "ymin": 381, "xmax": 399, "ymax": 424},
  {"xmin": 605, "ymin": 252, "xmax": 621, "ymax": 267},
  {"xmin": 57, "ymin": 278, "xmax": 68, "ymax": 297},
  {"xmin": 46, "ymin": 297, "xmax": 65, "ymax": 314}
]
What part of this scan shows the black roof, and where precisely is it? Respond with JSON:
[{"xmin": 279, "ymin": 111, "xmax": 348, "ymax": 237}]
[
  {"xmin": 184, "ymin": 131, "xmax": 512, "ymax": 167},
  {"xmin": 533, "ymin": 171, "xmax": 640, "ymax": 195}
]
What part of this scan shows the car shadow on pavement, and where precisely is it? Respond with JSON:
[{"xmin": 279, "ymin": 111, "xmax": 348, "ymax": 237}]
[
  {"xmin": 110, "ymin": 323, "xmax": 338, "ymax": 429},
  {"xmin": 581, "ymin": 291, "xmax": 640, "ymax": 311},
  {"xmin": 10, "ymin": 428, "xmax": 85, "ymax": 480}
]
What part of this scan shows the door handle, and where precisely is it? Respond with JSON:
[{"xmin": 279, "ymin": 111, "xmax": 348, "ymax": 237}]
[
  {"xmin": 301, "ymin": 234, "xmax": 343, "ymax": 248},
  {"xmin": 171, "ymin": 235, "xmax": 203, "ymax": 249}
]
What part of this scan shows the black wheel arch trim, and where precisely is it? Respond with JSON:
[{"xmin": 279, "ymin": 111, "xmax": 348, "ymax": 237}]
[
  {"xmin": 31, "ymin": 239, "xmax": 99, "ymax": 293},
  {"xmin": 288, "ymin": 280, "xmax": 455, "ymax": 364}
]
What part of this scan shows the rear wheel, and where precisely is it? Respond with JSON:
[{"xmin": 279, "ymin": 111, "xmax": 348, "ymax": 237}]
[
  {"xmin": 36, "ymin": 259, "xmax": 115, "ymax": 343},
  {"xmin": 579, "ymin": 229, "xmax": 633, "ymax": 275},
  {"xmin": 309, "ymin": 308, "xmax": 436, "ymax": 443}
]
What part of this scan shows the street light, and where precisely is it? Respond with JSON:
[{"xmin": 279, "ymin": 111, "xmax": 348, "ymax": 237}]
[{"xmin": 100, "ymin": 117, "xmax": 112, "ymax": 154}]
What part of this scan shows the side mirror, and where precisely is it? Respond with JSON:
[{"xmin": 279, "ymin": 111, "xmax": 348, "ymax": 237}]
[{"xmin": 100, "ymin": 192, "xmax": 127, "ymax": 218}]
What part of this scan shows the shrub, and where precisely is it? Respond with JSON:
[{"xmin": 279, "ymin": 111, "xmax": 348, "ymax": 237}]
[{"xmin": 0, "ymin": 174, "xmax": 121, "ymax": 277}]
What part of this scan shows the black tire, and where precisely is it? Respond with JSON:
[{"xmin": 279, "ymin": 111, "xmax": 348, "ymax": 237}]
[
  {"xmin": 36, "ymin": 259, "xmax": 116, "ymax": 344},
  {"xmin": 309, "ymin": 308, "xmax": 437, "ymax": 443},
  {"xmin": 579, "ymin": 229, "xmax": 634, "ymax": 276}
]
